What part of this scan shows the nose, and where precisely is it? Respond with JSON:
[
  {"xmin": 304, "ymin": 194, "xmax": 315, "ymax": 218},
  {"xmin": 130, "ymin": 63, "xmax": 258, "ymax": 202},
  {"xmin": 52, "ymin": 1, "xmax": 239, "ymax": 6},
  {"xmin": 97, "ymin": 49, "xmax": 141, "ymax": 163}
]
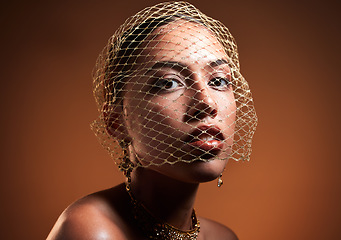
[{"xmin": 184, "ymin": 86, "xmax": 218, "ymax": 123}]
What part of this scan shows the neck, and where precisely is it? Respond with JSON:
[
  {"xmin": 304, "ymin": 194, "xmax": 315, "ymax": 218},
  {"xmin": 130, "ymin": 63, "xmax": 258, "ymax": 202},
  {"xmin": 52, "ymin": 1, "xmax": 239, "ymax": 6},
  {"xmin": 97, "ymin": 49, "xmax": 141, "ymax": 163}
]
[{"xmin": 130, "ymin": 166, "xmax": 199, "ymax": 230}]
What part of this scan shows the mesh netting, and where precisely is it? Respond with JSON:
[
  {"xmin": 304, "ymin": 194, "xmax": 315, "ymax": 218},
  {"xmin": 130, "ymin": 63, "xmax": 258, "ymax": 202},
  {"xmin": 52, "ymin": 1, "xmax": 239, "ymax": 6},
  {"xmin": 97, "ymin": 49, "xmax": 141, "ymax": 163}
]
[{"xmin": 91, "ymin": 1, "xmax": 257, "ymax": 169}]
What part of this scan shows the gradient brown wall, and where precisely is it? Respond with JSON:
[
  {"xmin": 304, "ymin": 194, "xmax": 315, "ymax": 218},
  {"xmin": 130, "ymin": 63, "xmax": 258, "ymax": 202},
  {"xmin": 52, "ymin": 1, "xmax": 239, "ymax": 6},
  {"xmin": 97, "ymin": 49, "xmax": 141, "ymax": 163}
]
[{"xmin": 1, "ymin": 0, "xmax": 340, "ymax": 239}]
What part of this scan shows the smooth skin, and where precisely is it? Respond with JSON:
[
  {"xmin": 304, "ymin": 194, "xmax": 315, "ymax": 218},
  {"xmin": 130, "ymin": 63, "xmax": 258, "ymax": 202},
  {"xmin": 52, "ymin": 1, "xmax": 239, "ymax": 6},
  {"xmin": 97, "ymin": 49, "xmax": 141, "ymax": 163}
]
[{"xmin": 47, "ymin": 20, "xmax": 238, "ymax": 240}]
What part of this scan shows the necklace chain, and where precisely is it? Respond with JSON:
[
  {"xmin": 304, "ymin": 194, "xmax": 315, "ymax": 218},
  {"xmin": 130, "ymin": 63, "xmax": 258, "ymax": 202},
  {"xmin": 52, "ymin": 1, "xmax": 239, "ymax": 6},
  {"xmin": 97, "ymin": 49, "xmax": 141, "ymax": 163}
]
[{"xmin": 126, "ymin": 182, "xmax": 200, "ymax": 240}]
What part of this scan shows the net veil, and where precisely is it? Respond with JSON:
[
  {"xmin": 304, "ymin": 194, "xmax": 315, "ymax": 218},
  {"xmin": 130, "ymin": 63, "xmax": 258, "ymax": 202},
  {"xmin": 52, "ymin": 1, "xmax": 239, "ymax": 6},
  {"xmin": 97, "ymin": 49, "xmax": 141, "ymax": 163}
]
[{"xmin": 91, "ymin": 1, "xmax": 257, "ymax": 169}]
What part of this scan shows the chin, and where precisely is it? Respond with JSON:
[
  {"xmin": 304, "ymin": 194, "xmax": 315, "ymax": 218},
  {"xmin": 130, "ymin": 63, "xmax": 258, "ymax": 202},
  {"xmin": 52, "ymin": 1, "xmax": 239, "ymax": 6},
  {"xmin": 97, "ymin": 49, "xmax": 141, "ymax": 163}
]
[
  {"xmin": 184, "ymin": 158, "xmax": 228, "ymax": 183},
  {"xmin": 165, "ymin": 159, "xmax": 227, "ymax": 183},
  {"xmin": 146, "ymin": 155, "xmax": 229, "ymax": 184}
]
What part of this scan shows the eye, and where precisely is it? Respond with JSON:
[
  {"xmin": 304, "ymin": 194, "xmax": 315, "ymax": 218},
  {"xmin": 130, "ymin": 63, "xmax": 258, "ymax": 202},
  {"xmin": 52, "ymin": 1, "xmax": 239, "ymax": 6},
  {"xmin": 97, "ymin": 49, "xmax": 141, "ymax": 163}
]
[
  {"xmin": 208, "ymin": 77, "xmax": 231, "ymax": 90},
  {"xmin": 154, "ymin": 78, "xmax": 184, "ymax": 91}
]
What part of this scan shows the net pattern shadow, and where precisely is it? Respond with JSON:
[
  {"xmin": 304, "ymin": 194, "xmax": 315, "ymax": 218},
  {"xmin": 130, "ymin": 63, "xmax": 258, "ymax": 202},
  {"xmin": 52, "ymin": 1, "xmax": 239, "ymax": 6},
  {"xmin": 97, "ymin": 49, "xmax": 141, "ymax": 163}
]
[{"xmin": 91, "ymin": 1, "xmax": 258, "ymax": 168}]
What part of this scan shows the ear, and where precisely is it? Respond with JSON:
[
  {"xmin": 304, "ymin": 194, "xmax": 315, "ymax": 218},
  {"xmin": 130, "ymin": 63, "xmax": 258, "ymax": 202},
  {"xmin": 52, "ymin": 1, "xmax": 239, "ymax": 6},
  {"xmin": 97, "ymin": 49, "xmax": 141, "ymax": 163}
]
[{"xmin": 102, "ymin": 102, "xmax": 131, "ymax": 143}]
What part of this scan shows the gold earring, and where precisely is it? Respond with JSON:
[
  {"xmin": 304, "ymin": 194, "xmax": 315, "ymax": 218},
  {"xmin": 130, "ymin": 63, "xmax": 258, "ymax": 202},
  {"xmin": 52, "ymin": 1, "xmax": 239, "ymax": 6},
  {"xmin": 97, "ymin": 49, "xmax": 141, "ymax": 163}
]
[
  {"xmin": 217, "ymin": 173, "xmax": 223, "ymax": 187},
  {"xmin": 118, "ymin": 141, "xmax": 134, "ymax": 191}
]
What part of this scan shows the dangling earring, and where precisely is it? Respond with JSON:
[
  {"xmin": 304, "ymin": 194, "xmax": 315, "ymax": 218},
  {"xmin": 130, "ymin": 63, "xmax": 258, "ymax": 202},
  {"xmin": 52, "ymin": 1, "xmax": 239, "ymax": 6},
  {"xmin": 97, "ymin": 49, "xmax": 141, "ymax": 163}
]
[
  {"xmin": 118, "ymin": 140, "xmax": 134, "ymax": 191},
  {"xmin": 217, "ymin": 173, "xmax": 223, "ymax": 187}
]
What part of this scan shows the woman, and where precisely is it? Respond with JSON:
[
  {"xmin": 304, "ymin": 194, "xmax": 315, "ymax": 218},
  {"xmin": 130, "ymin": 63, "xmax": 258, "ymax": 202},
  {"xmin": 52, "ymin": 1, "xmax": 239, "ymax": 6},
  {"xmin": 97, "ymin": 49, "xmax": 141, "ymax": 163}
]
[{"xmin": 47, "ymin": 2, "xmax": 257, "ymax": 239}]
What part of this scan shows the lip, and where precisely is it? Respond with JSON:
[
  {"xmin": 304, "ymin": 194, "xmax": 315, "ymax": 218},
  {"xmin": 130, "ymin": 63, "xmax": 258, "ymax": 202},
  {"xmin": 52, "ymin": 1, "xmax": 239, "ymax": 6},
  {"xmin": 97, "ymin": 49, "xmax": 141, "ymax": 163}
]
[{"xmin": 184, "ymin": 125, "xmax": 225, "ymax": 154}]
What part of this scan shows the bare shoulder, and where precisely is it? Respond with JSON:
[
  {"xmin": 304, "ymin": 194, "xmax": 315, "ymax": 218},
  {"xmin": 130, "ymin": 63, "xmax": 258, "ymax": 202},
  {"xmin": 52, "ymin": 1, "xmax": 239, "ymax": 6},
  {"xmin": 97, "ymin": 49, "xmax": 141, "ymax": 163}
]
[
  {"xmin": 47, "ymin": 184, "xmax": 130, "ymax": 240},
  {"xmin": 199, "ymin": 217, "xmax": 238, "ymax": 240}
]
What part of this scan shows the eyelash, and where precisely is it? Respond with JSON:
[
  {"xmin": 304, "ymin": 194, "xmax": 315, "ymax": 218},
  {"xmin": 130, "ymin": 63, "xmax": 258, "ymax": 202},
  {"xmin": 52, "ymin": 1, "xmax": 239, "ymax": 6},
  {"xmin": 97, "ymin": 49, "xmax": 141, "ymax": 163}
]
[
  {"xmin": 153, "ymin": 78, "xmax": 184, "ymax": 91},
  {"xmin": 151, "ymin": 75, "xmax": 231, "ymax": 92},
  {"xmin": 208, "ymin": 77, "xmax": 231, "ymax": 90}
]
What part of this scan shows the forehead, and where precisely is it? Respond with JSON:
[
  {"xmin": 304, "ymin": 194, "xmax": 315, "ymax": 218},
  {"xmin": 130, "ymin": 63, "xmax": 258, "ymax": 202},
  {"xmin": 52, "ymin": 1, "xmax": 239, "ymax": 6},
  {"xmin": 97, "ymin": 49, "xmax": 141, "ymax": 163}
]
[{"xmin": 140, "ymin": 20, "xmax": 227, "ymax": 65}]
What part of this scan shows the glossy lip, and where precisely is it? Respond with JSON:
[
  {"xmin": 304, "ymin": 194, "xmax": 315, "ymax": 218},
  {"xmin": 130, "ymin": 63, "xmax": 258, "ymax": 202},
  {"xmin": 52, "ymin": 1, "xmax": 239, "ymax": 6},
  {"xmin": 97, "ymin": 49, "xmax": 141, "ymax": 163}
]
[{"xmin": 184, "ymin": 125, "xmax": 225, "ymax": 153}]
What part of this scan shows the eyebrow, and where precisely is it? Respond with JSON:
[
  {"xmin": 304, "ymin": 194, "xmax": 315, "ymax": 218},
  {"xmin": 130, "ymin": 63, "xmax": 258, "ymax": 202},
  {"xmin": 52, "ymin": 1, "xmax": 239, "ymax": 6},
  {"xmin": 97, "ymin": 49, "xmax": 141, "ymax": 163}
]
[
  {"xmin": 146, "ymin": 58, "xmax": 229, "ymax": 74},
  {"xmin": 208, "ymin": 58, "xmax": 229, "ymax": 68},
  {"xmin": 146, "ymin": 61, "xmax": 188, "ymax": 74}
]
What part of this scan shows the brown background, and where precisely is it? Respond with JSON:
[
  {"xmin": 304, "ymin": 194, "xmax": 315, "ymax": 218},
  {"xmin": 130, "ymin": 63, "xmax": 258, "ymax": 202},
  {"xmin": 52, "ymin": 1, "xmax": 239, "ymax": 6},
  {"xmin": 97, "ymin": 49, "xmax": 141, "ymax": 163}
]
[{"xmin": 1, "ymin": 0, "xmax": 340, "ymax": 239}]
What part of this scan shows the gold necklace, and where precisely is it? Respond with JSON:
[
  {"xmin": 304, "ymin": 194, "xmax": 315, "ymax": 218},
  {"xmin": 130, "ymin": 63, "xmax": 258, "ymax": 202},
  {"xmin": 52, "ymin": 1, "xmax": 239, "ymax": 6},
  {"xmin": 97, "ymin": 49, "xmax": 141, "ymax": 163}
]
[{"xmin": 126, "ymin": 182, "xmax": 200, "ymax": 240}]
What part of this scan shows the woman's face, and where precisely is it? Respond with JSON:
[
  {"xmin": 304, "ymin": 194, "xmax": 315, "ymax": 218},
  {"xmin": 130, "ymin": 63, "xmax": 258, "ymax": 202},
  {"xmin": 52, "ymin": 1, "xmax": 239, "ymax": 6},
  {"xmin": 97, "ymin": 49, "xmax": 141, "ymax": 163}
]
[{"xmin": 119, "ymin": 20, "xmax": 236, "ymax": 182}]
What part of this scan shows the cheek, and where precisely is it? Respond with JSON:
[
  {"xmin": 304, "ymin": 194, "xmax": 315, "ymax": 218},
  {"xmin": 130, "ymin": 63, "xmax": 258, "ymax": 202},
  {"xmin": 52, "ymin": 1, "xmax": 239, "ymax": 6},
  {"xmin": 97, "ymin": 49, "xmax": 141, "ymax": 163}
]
[
  {"xmin": 123, "ymin": 96, "xmax": 186, "ymax": 154},
  {"xmin": 216, "ymin": 92, "xmax": 236, "ymax": 142},
  {"xmin": 127, "ymin": 97, "xmax": 184, "ymax": 128}
]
